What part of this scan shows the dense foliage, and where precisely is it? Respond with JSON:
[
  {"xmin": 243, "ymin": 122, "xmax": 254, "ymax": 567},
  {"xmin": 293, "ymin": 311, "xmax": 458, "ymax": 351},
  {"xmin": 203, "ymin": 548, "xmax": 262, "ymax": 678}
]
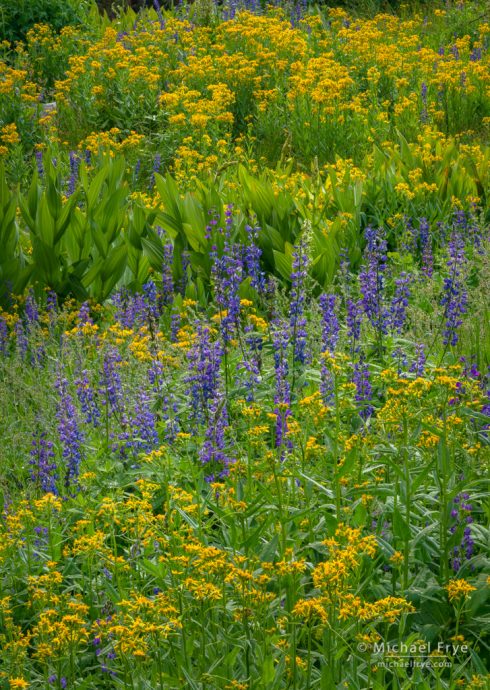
[{"xmin": 0, "ymin": 1, "xmax": 489, "ymax": 689}]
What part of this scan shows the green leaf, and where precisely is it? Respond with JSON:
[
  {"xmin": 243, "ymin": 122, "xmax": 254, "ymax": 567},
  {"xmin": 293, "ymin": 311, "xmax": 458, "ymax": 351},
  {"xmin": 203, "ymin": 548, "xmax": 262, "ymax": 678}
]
[{"xmin": 393, "ymin": 506, "xmax": 411, "ymax": 541}]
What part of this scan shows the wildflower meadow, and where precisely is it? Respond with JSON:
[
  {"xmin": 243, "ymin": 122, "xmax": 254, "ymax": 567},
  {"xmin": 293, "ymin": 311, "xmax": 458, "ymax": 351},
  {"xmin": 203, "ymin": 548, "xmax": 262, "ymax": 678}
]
[{"xmin": 0, "ymin": 0, "xmax": 489, "ymax": 688}]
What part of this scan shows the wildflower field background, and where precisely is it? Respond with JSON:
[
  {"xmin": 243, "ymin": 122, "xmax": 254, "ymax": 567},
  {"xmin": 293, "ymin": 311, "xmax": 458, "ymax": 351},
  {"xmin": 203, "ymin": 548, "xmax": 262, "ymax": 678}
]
[{"xmin": 0, "ymin": 0, "xmax": 489, "ymax": 688}]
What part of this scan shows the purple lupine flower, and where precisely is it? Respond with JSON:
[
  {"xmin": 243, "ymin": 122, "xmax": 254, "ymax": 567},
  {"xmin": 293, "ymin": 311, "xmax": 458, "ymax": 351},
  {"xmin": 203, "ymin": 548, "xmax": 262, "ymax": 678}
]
[
  {"xmin": 211, "ymin": 240, "xmax": 243, "ymax": 344},
  {"xmin": 68, "ymin": 151, "xmax": 80, "ymax": 196},
  {"xmin": 224, "ymin": 203, "xmax": 234, "ymax": 237},
  {"xmin": 205, "ymin": 209, "xmax": 220, "ymax": 240},
  {"xmin": 466, "ymin": 210, "xmax": 484, "ymax": 251},
  {"xmin": 78, "ymin": 301, "xmax": 92, "ymax": 326},
  {"xmin": 150, "ymin": 153, "xmax": 161, "ymax": 188},
  {"xmin": 289, "ymin": 235, "xmax": 309, "ymax": 364},
  {"xmin": 419, "ymin": 218, "xmax": 433, "ymax": 277},
  {"xmin": 237, "ymin": 320, "xmax": 263, "ymax": 402},
  {"xmin": 0, "ymin": 316, "xmax": 8, "ymax": 356},
  {"xmin": 153, "ymin": 0, "xmax": 165, "ymax": 29},
  {"xmin": 392, "ymin": 347, "xmax": 408, "ymax": 376},
  {"xmin": 25, "ymin": 290, "xmax": 39, "ymax": 325},
  {"xmin": 353, "ymin": 356, "xmax": 374, "ymax": 421},
  {"xmin": 75, "ymin": 370, "xmax": 101, "ymax": 427},
  {"xmin": 179, "ymin": 250, "xmax": 190, "ymax": 295},
  {"xmin": 402, "ymin": 217, "xmax": 417, "ymax": 254},
  {"xmin": 347, "ymin": 298, "xmax": 362, "ymax": 354},
  {"xmin": 273, "ymin": 323, "xmax": 291, "ymax": 449},
  {"xmin": 142, "ymin": 279, "xmax": 160, "ymax": 322},
  {"xmin": 15, "ymin": 320, "xmax": 28, "ymax": 358},
  {"xmin": 185, "ymin": 322, "xmax": 223, "ymax": 426},
  {"xmin": 100, "ymin": 349, "xmax": 124, "ymax": 416},
  {"xmin": 390, "ymin": 272, "xmax": 411, "ymax": 333},
  {"xmin": 30, "ymin": 431, "xmax": 58, "ymax": 494},
  {"xmin": 450, "ymin": 493, "xmax": 475, "ymax": 572},
  {"xmin": 56, "ymin": 377, "xmax": 84, "ymax": 489},
  {"xmin": 112, "ymin": 289, "xmax": 148, "ymax": 330},
  {"xmin": 159, "ymin": 244, "xmax": 174, "ymax": 307},
  {"xmin": 410, "ymin": 343, "xmax": 426, "ymax": 377},
  {"xmin": 319, "ymin": 294, "xmax": 339, "ymax": 403},
  {"xmin": 359, "ymin": 226, "xmax": 389, "ymax": 337},
  {"xmin": 148, "ymin": 360, "xmax": 164, "ymax": 393},
  {"xmin": 126, "ymin": 390, "xmax": 159, "ymax": 455},
  {"xmin": 199, "ymin": 392, "xmax": 234, "ymax": 481},
  {"xmin": 440, "ymin": 232, "xmax": 467, "ymax": 346},
  {"xmin": 470, "ymin": 46, "xmax": 482, "ymax": 61},
  {"xmin": 168, "ymin": 311, "xmax": 179, "ymax": 344},
  {"xmin": 134, "ymin": 159, "xmax": 141, "ymax": 181},
  {"xmin": 46, "ymin": 291, "xmax": 58, "ymax": 318},
  {"xmin": 319, "ymin": 294, "xmax": 339, "ymax": 352},
  {"xmin": 35, "ymin": 150, "xmax": 44, "ymax": 177},
  {"xmin": 244, "ymin": 222, "xmax": 265, "ymax": 293}
]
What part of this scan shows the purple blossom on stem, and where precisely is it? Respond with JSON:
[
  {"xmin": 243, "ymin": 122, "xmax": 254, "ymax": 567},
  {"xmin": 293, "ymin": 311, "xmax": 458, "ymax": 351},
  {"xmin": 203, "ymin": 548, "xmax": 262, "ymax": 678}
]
[
  {"xmin": 46, "ymin": 291, "xmax": 58, "ymax": 318},
  {"xmin": 273, "ymin": 323, "xmax": 291, "ymax": 449},
  {"xmin": 390, "ymin": 272, "xmax": 412, "ymax": 333},
  {"xmin": 353, "ymin": 356, "xmax": 374, "ymax": 421},
  {"xmin": 56, "ymin": 377, "xmax": 84, "ymax": 490},
  {"xmin": 25, "ymin": 290, "xmax": 39, "ymax": 325},
  {"xmin": 199, "ymin": 392, "xmax": 234, "ymax": 481},
  {"xmin": 0, "ymin": 316, "xmax": 8, "ymax": 356},
  {"xmin": 35, "ymin": 150, "xmax": 44, "ymax": 177},
  {"xmin": 319, "ymin": 294, "xmax": 339, "ymax": 352},
  {"xmin": 68, "ymin": 151, "xmax": 80, "ymax": 196},
  {"xmin": 450, "ymin": 493, "xmax": 475, "ymax": 572},
  {"xmin": 124, "ymin": 390, "xmax": 159, "ymax": 455},
  {"xmin": 440, "ymin": 232, "xmax": 467, "ymax": 347},
  {"xmin": 153, "ymin": 0, "xmax": 165, "ymax": 29},
  {"xmin": 319, "ymin": 294, "xmax": 339, "ymax": 403},
  {"xmin": 347, "ymin": 298, "xmax": 362, "ymax": 354},
  {"xmin": 419, "ymin": 218, "xmax": 433, "ymax": 277},
  {"xmin": 359, "ymin": 226, "xmax": 389, "ymax": 338},
  {"xmin": 289, "ymin": 235, "xmax": 309, "ymax": 365},
  {"xmin": 15, "ymin": 320, "xmax": 28, "ymax": 358},
  {"xmin": 244, "ymin": 222, "xmax": 265, "ymax": 293},
  {"xmin": 30, "ymin": 431, "xmax": 58, "ymax": 494},
  {"xmin": 410, "ymin": 343, "xmax": 426, "ymax": 377},
  {"xmin": 75, "ymin": 370, "xmax": 101, "ymax": 427},
  {"xmin": 211, "ymin": 241, "xmax": 243, "ymax": 344},
  {"xmin": 100, "ymin": 349, "xmax": 125, "ymax": 417},
  {"xmin": 185, "ymin": 323, "xmax": 222, "ymax": 427},
  {"xmin": 160, "ymin": 244, "xmax": 174, "ymax": 306},
  {"xmin": 142, "ymin": 279, "xmax": 160, "ymax": 323}
]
